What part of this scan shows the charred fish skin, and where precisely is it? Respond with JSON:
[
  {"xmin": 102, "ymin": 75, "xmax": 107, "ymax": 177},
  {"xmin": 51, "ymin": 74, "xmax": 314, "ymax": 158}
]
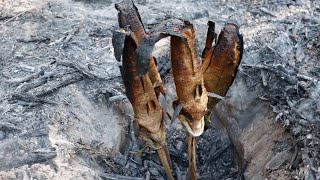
[
  {"xmin": 202, "ymin": 20, "xmax": 216, "ymax": 59},
  {"xmin": 112, "ymin": 29, "xmax": 127, "ymax": 62},
  {"xmin": 115, "ymin": 0, "xmax": 164, "ymax": 93},
  {"xmin": 170, "ymin": 24, "xmax": 208, "ymax": 137},
  {"xmin": 115, "ymin": 0, "xmax": 164, "ymax": 97},
  {"xmin": 113, "ymin": 2, "xmax": 174, "ymax": 179},
  {"xmin": 134, "ymin": 19, "xmax": 209, "ymax": 180},
  {"xmin": 120, "ymin": 33, "xmax": 165, "ymax": 148},
  {"xmin": 114, "ymin": 0, "xmax": 167, "ymax": 150},
  {"xmin": 115, "ymin": 0, "xmax": 145, "ymax": 44},
  {"xmin": 134, "ymin": 19, "xmax": 209, "ymax": 137},
  {"xmin": 135, "ymin": 19, "xmax": 188, "ymax": 77},
  {"xmin": 202, "ymin": 21, "xmax": 243, "ymax": 130},
  {"xmin": 202, "ymin": 21, "xmax": 245, "ymax": 178},
  {"xmin": 170, "ymin": 25, "xmax": 209, "ymax": 178}
]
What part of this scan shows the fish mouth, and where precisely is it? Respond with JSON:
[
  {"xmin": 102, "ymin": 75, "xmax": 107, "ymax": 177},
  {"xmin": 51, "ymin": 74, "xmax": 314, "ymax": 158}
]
[{"xmin": 180, "ymin": 117, "xmax": 204, "ymax": 137}]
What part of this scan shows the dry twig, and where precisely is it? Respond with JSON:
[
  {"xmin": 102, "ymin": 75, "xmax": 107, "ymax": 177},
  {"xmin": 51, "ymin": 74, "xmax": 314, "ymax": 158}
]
[{"xmin": 99, "ymin": 173, "xmax": 144, "ymax": 180}]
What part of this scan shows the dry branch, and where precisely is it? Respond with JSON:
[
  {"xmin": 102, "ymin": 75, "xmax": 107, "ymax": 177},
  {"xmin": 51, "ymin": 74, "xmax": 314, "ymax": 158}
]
[
  {"xmin": 11, "ymin": 93, "xmax": 57, "ymax": 105},
  {"xmin": 100, "ymin": 173, "xmax": 144, "ymax": 180},
  {"xmin": 56, "ymin": 60, "xmax": 120, "ymax": 80},
  {"xmin": 7, "ymin": 57, "xmax": 120, "ymax": 106},
  {"xmin": 16, "ymin": 37, "xmax": 50, "ymax": 44},
  {"xmin": 0, "ymin": 10, "xmax": 28, "ymax": 26},
  {"xmin": 48, "ymin": 27, "xmax": 80, "ymax": 48},
  {"xmin": 13, "ymin": 75, "xmax": 50, "ymax": 94},
  {"xmin": 6, "ymin": 70, "xmax": 44, "ymax": 85},
  {"xmin": 241, "ymin": 63, "xmax": 301, "ymax": 85},
  {"xmin": 0, "ymin": 122, "xmax": 22, "ymax": 132},
  {"xmin": 30, "ymin": 73, "xmax": 83, "ymax": 97}
]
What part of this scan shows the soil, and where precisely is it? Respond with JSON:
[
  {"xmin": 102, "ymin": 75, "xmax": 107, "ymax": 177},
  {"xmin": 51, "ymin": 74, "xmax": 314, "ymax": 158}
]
[{"xmin": 0, "ymin": 0, "xmax": 319, "ymax": 179}]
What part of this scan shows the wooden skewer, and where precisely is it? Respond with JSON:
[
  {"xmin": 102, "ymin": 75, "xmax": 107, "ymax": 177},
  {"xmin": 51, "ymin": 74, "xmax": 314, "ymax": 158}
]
[
  {"xmin": 157, "ymin": 146, "xmax": 174, "ymax": 180},
  {"xmin": 188, "ymin": 135, "xmax": 198, "ymax": 180}
]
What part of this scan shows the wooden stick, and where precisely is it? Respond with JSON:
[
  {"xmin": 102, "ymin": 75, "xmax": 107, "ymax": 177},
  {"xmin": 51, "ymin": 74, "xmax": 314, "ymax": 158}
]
[
  {"xmin": 157, "ymin": 146, "xmax": 174, "ymax": 180},
  {"xmin": 188, "ymin": 135, "xmax": 197, "ymax": 180}
]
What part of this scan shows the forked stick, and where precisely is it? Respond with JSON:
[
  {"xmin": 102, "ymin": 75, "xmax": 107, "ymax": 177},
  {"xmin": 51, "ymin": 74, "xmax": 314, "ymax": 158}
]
[{"xmin": 157, "ymin": 145, "xmax": 173, "ymax": 179}]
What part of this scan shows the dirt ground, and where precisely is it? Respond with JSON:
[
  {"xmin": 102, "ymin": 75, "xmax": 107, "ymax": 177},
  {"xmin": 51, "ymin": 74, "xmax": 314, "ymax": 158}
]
[{"xmin": 0, "ymin": 0, "xmax": 319, "ymax": 179}]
